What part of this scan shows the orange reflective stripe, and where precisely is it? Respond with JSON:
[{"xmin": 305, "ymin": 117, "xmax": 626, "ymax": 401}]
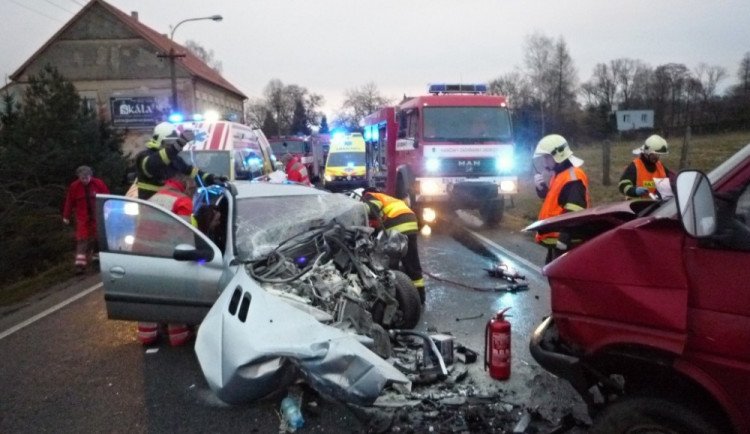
[{"xmin": 634, "ymin": 158, "xmax": 666, "ymax": 194}]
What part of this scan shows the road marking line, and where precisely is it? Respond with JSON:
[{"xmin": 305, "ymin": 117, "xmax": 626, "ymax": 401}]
[
  {"xmin": 0, "ymin": 282, "xmax": 102, "ymax": 341},
  {"xmin": 464, "ymin": 228, "xmax": 543, "ymax": 276}
]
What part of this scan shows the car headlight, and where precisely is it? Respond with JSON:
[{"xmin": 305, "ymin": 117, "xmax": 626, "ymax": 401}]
[
  {"xmin": 496, "ymin": 156, "xmax": 514, "ymax": 171},
  {"xmin": 420, "ymin": 180, "xmax": 441, "ymax": 195},
  {"xmin": 324, "ymin": 174, "xmax": 333, "ymax": 182},
  {"xmin": 426, "ymin": 158, "xmax": 441, "ymax": 172},
  {"xmin": 500, "ymin": 180, "xmax": 517, "ymax": 193}
]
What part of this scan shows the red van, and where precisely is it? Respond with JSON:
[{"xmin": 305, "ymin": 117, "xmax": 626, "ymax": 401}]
[{"xmin": 528, "ymin": 143, "xmax": 750, "ymax": 433}]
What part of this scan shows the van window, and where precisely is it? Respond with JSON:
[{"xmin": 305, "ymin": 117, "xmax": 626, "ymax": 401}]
[{"xmin": 328, "ymin": 152, "xmax": 365, "ymax": 167}]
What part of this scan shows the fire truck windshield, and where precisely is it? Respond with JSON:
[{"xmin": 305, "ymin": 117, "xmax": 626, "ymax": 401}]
[
  {"xmin": 423, "ymin": 106, "xmax": 512, "ymax": 142},
  {"xmin": 270, "ymin": 140, "xmax": 306, "ymax": 155}
]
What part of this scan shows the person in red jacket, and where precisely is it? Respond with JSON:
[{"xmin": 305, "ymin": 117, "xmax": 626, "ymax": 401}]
[
  {"xmin": 136, "ymin": 173, "xmax": 196, "ymax": 347},
  {"xmin": 62, "ymin": 166, "xmax": 109, "ymax": 274},
  {"xmin": 281, "ymin": 153, "xmax": 312, "ymax": 186}
]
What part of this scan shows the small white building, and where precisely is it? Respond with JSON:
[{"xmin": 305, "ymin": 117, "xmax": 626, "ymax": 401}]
[{"xmin": 616, "ymin": 110, "xmax": 654, "ymax": 131}]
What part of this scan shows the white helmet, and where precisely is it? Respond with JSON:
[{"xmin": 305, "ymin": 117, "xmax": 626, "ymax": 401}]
[
  {"xmin": 349, "ymin": 188, "xmax": 365, "ymax": 200},
  {"xmin": 634, "ymin": 134, "xmax": 668, "ymax": 155},
  {"xmin": 152, "ymin": 122, "xmax": 180, "ymax": 145},
  {"xmin": 534, "ymin": 134, "xmax": 583, "ymax": 167}
]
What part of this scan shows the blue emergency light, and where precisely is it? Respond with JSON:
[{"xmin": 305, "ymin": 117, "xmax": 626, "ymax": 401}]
[
  {"xmin": 168, "ymin": 112, "xmax": 184, "ymax": 123},
  {"xmin": 428, "ymin": 84, "xmax": 488, "ymax": 95},
  {"xmin": 192, "ymin": 113, "xmax": 204, "ymax": 121}
]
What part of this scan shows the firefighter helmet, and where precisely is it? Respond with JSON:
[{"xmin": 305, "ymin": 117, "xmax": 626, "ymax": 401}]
[
  {"xmin": 534, "ymin": 134, "xmax": 583, "ymax": 167},
  {"xmin": 349, "ymin": 188, "xmax": 365, "ymax": 200},
  {"xmin": 634, "ymin": 135, "xmax": 669, "ymax": 155},
  {"xmin": 152, "ymin": 122, "xmax": 180, "ymax": 146}
]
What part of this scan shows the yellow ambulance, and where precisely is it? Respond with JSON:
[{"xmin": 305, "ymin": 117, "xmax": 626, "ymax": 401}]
[{"xmin": 323, "ymin": 133, "xmax": 368, "ymax": 192}]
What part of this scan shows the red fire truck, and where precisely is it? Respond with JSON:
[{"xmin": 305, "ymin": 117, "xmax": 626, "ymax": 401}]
[
  {"xmin": 267, "ymin": 135, "xmax": 324, "ymax": 181},
  {"xmin": 363, "ymin": 84, "xmax": 518, "ymax": 226}
]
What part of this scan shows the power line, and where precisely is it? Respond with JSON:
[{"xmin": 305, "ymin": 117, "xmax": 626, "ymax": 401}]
[
  {"xmin": 69, "ymin": 0, "xmax": 85, "ymax": 6},
  {"xmin": 5, "ymin": 0, "xmax": 66, "ymax": 23},
  {"xmin": 42, "ymin": 0, "xmax": 76, "ymax": 15}
]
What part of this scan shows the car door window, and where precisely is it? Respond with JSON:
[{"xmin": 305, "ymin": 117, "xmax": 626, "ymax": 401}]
[{"xmin": 101, "ymin": 199, "xmax": 198, "ymax": 258}]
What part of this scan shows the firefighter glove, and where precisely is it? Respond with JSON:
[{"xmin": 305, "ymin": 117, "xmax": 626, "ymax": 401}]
[
  {"xmin": 555, "ymin": 240, "xmax": 567, "ymax": 251},
  {"xmin": 180, "ymin": 129, "xmax": 195, "ymax": 143},
  {"xmin": 634, "ymin": 186, "xmax": 649, "ymax": 196},
  {"xmin": 63, "ymin": 218, "xmax": 70, "ymax": 225},
  {"xmin": 534, "ymin": 173, "xmax": 546, "ymax": 189}
]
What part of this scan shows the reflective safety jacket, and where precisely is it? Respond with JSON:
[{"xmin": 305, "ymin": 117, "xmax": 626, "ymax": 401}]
[
  {"xmin": 618, "ymin": 155, "xmax": 669, "ymax": 198},
  {"xmin": 132, "ymin": 179, "xmax": 195, "ymax": 257},
  {"xmin": 150, "ymin": 179, "xmax": 193, "ymax": 221},
  {"xmin": 285, "ymin": 158, "xmax": 311, "ymax": 186},
  {"xmin": 536, "ymin": 166, "xmax": 590, "ymax": 245},
  {"xmin": 363, "ymin": 192, "xmax": 418, "ymax": 235},
  {"xmin": 135, "ymin": 141, "xmax": 211, "ymax": 200}
]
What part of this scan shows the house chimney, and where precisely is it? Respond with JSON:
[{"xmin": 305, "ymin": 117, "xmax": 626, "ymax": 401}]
[{"xmin": 131, "ymin": 11, "xmax": 139, "ymax": 21}]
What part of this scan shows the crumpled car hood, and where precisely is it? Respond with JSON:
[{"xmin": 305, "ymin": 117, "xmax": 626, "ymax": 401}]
[
  {"xmin": 523, "ymin": 199, "xmax": 656, "ymax": 239},
  {"xmin": 195, "ymin": 268, "xmax": 411, "ymax": 406}
]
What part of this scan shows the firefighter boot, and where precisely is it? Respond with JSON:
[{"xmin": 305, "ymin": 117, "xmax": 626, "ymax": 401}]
[{"xmin": 417, "ymin": 287, "xmax": 426, "ymax": 305}]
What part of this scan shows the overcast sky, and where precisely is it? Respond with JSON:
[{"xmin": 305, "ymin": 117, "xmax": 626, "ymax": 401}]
[{"xmin": 1, "ymin": 0, "xmax": 748, "ymax": 117}]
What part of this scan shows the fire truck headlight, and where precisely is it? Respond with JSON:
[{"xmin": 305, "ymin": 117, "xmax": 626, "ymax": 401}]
[
  {"xmin": 500, "ymin": 180, "xmax": 517, "ymax": 193},
  {"xmin": 422, "ymin": 207, "xmax": 437, "ymax": 223},
  {"xmin": 426, "ymin": 158, "xmax": 441, "ymax": 172},
  {"xmin": 496, "ymin": 156, "xmax": 514, "ymax": 171},
  {"xmin": 420, "ymin": 180, "xmax": 441, "ymax": 195}
]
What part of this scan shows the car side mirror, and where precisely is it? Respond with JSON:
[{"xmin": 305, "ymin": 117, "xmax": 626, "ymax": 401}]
[
  {"xmin": 674, "ymin": 170, "xmax": 717, "ymax": 238},
  {"xmin": 173, "ymin": 243, "xmax": 214, "ymax": 262}
]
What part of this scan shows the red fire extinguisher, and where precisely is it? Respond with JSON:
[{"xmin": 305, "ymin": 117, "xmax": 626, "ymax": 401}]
[{"xmin": 485, "ymin": 307, "xmax": 511, "ymax": 380}]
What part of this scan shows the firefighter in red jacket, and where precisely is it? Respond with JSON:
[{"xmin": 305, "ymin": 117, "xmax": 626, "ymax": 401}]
[
  {"xmin": 356, "ymin": 187, "xmax": 426, "ymax": 304},
  {"xmin": 136, "ymin": 173, "xmax": 196, "ymax": 347},
  {"xmin": 280, "ymin": 153, "xmax": 312, "ymax": 186},
  {"xmin": 62, "ymin": 165, "xmax": 110, "ymax": 273},
  {"xmin": 618, "ymin": 134, "xmax": 674, "ymax": 199},
  {"xmin": 532, "ymin": 134, "xmax": 590, "ymax": 264}
]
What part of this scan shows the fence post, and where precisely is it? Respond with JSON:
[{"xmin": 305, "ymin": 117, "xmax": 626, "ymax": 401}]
[
  {"xmin": 679, "ymin": 126, "xmax": 691, "ymax": 169},
  {"xmin": 602, "ymin": 140, "xmax": 611, "ymax": 186}
]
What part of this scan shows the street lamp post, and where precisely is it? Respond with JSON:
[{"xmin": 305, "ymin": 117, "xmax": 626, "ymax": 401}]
[{"xmin": 159, "ymin": 15, "xmax": 223, "ymax": 115}]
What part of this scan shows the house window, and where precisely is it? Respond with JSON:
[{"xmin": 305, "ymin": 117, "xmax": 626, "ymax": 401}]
[
  {"xmin": 623, "ymin": 114, "xmax": 631, "ymax": 122},
  {"xmin": 641, "ymin": 114, "xmax": 648, "ymax": 122}
]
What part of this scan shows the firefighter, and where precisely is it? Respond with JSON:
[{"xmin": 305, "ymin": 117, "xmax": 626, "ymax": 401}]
[
  {"xmin": 355, "ymin": 187, "xmax": 426, "ymax": 304},
  {"xmin": 62, "ymin": 165, "xmax": 110, "ymax": 274},
  {"xmin": 280, "ymin": 153, "xmax": 312, "ymax": 186},
  {"xmin": 135, "ymin": 122, "xmax": 224, "ymax": 200},
  {"xmin": 532, "ymin": 134, "xmax": 590, "ymax": 264},
  {"xmin": 618, "ymin": 134, "xmax": 674, "ymax": 199},
  {"xmin": 136, "ymin": 173, "xmax": 196, "ymax": 347}
]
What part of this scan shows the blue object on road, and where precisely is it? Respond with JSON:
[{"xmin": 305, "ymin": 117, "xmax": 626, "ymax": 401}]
[{"xmin": 280, "ymin": 395, "xmax": 304, "ymax": 430}]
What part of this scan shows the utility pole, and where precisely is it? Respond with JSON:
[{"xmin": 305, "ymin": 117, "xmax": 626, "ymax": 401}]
[
  {"xmin": 157, "ymin": 48, "xmax": 185, "ymax": 112},
  {"xmin": 158, "ymin": 15, "xmax": 223, "ymax": 115}
]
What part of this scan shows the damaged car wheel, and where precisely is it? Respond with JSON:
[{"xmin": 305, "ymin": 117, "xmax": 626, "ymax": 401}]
[
  {"xmin": 590, "ymin": 396, "xmax": 723, "ymax": 434},
  {"xmin": 372, "ymin": 271, "xmax": 422, "ymax": 330}
]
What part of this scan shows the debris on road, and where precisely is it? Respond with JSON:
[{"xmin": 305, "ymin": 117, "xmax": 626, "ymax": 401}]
[{"xmin": 455, "ymin": 313, "xmax": 482, "ymax": 322}]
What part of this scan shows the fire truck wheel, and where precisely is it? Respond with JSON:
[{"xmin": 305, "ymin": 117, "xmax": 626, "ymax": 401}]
[{"xmin": 480, "ymin": 197, "xmax": 505, "ymax": 227}]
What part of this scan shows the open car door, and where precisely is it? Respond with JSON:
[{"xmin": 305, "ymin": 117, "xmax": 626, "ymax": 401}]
[{"xmin": 95, "ymin": 195, "xmax": 224, "ymax": 325}]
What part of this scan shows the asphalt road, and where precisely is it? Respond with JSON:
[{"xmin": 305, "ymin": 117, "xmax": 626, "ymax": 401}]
[{"xmin": 0, "ymin": 213, "xmax": 583, "ymax": 433}]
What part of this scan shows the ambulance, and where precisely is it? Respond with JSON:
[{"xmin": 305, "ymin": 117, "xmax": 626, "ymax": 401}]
[
  {"xmin": 177, "ymin": 121, "xmax": 275, "ymax": 181},
  {"xmin": 322, "ymin": 132, "xmax": 368, "ymax": 192}
]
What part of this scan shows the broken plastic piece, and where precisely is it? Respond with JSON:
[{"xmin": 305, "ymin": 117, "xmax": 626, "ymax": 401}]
[
  {"xmin": 485, "ymin": 261, "xmax": 526, "ymax": 282},
  {"xmin": 280, "ymin": 394, "xmax": 304, "ymax": 431}
]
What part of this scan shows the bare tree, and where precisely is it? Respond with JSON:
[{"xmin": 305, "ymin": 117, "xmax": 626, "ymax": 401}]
[
  {"xmin": 737, "ymin": 52, "xmax": 750, "ymax": 94},
  {"xmin": 339, "ymin": 82, "xmax": 392, "ymax": 129},
  {"xmin": 259, "ymin": 80, "xmax": 324, "ymax": 135},
  {"xmin": 694, "ymin": 63, "xmax": 728, "ymax": 103},
  {"xmin": 581, "ymin": 63, "xmax": 617, "ymax": 112},
  {"xmin": 184, "ymin": 40, "xmax": 222, "ymax": 73},
  {"xmin": 523, "ymin": 32, "xmax": 555, "ymax": 110},
  {"xmin": 549, "ymin": 37, "xmax": 578, "ymax": 114},
  {"xmin": 488, "ymin": 71, "xmax": 533, "ymax": 107},
  {"xmin": 244, "ymin": 98, "xmax": 268, "ymax": 128}
]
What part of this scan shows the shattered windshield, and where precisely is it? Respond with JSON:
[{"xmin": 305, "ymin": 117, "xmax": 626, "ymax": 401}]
[{"xmin": 235, "ymin": 193, "xmax": 368, "ymax": 260}]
